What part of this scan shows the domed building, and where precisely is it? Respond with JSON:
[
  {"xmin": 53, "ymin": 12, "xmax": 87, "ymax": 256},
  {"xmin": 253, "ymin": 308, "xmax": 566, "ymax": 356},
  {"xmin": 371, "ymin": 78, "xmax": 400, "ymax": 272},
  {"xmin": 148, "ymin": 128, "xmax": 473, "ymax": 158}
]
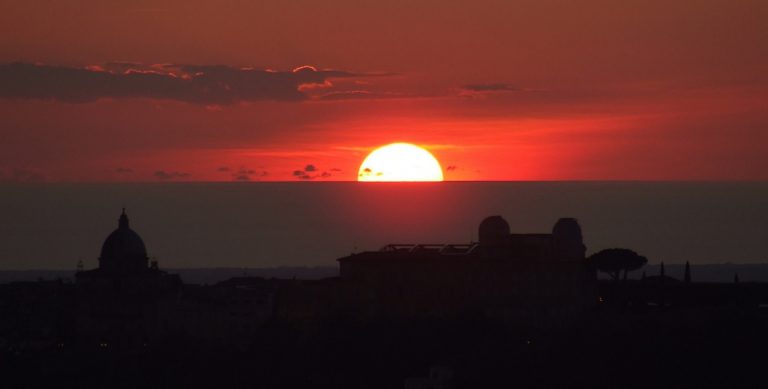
[{"xmin": 76, "ymin": 209, "xmax": 180, "ymax": 289}]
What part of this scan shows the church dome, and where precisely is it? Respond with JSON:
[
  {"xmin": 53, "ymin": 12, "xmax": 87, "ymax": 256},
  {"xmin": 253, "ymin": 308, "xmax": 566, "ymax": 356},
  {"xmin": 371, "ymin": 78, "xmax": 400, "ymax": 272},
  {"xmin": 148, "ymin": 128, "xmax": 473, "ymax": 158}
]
[
  {"xmin": 478, "ymin": 215, "xmax": 510, "ymax": 247},
  {"xmin": 99, "ymin": 209, "xmax": 149, "ymax": 274}
]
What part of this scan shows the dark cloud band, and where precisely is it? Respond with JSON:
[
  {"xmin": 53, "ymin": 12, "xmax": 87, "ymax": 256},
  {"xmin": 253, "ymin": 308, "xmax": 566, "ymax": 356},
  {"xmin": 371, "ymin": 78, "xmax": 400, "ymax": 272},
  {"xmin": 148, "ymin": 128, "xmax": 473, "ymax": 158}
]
[{"xmin": 0, "ymin": 62, "xmax": 358, "ymax": 104}]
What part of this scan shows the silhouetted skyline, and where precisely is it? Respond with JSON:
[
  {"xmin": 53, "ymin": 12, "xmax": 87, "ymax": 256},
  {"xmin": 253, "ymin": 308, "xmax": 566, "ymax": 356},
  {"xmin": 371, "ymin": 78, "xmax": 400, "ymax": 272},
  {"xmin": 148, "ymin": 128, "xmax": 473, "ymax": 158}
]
[
  {"xmin": 3, "ymin": 202, "xmax": 768, "ymax": 388},
  {"xmin": 1, "ymin": 181, "xmax": 766, "ymax": 270}
]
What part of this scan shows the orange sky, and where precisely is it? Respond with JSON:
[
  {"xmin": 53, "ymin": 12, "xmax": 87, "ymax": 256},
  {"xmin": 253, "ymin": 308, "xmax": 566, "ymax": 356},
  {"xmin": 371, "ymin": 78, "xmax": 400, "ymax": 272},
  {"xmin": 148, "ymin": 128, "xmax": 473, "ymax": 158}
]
[{"xmin": 0, "ymin": 0, "xmax": 767, "ymax": 181}]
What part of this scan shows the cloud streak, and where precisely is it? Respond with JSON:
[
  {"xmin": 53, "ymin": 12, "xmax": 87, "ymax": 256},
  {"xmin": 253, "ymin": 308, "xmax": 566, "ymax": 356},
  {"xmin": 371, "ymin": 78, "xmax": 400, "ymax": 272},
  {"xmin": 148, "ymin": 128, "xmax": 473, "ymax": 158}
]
[
  {"xmin": 462, "ymin": 83, "xmax": 519, "ymax": 92},
  {"xmin": 153, "ymin": 170, "xmax": 191, "ymax": 180},
  {"xmin": 0, "ymin": 62, "xmax": 361, "ymax": 104}
]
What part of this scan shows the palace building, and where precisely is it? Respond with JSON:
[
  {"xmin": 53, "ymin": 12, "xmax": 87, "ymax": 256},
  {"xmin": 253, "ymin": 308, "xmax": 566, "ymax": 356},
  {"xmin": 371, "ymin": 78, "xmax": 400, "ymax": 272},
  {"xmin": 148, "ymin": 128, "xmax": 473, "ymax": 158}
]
[{"xmin": 337, "ymin": 216, "xmax": 598, "ymax": 320}]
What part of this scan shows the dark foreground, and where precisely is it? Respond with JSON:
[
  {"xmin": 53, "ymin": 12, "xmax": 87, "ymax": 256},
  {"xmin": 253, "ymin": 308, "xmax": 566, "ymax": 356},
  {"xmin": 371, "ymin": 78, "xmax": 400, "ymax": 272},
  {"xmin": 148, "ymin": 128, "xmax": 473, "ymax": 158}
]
[{"xmin": 2, "ymin": 306, "xmax": 766, "ymax": 389}]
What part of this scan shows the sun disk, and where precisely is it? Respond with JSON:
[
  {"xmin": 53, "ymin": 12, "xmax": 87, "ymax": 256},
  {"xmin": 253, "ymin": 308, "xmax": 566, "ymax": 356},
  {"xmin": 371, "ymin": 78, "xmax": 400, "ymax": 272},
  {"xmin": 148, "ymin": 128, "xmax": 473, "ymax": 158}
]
[{"xmin": 357, "ymin": 143, "xmax": 444, "ymax": 182}]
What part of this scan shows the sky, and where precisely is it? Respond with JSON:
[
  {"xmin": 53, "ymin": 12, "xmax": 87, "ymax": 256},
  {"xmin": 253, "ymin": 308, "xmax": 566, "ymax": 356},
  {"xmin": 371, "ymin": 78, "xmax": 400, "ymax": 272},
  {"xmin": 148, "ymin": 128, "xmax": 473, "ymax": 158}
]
[{"xmin": 1, "ymin": 0, "xmax": 767, "ymax": 181}]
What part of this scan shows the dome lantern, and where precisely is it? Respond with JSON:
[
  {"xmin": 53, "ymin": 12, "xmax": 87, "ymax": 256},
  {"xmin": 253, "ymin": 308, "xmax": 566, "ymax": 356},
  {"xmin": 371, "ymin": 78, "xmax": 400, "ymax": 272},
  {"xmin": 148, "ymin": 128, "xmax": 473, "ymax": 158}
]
[{"xmin": 118, "ymin": 207, "xmax": 129, "ymax": 229}]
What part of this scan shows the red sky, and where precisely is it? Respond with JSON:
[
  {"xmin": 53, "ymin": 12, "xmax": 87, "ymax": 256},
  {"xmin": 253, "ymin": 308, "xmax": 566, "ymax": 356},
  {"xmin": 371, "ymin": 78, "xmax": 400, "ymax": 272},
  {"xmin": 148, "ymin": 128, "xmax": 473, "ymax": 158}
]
[{"xmin": 0, "ymin": 0, "xmax": 767, "ymax": 181}]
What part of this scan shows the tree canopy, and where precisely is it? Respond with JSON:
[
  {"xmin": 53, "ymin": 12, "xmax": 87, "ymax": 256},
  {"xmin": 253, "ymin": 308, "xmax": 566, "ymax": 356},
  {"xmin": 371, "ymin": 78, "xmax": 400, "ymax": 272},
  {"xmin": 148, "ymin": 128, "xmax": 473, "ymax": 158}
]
[{"xmin": 589, "ymin": 248, "xmax": 648, "ymax": 280}]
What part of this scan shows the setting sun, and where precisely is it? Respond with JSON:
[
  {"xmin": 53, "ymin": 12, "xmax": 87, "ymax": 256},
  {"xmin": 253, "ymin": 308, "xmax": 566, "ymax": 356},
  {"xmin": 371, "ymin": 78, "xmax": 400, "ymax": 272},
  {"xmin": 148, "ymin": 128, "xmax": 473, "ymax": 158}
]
[{"xmin": 358, "ymin": 143, "xmax": 444, "ymax": 182}]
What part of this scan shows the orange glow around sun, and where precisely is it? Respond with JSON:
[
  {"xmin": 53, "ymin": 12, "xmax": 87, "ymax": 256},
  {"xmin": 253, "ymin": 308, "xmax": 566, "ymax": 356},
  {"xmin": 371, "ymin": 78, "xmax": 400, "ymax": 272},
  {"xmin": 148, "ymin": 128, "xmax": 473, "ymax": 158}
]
[{"xmin": 358, "ymin": 143, "xmax": 444, "ymax": 182}]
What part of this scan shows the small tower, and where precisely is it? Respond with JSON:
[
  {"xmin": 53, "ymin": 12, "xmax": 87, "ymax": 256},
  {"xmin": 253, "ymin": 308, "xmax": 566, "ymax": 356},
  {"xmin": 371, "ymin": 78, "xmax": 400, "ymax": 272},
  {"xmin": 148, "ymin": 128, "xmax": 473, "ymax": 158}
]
[
  {"xmin": 478, "ymin": 216, "xmax": 510, "ymax": 258},
  {"xmin": 552, "ymin": 218, "xmax": 586, "ymax": 260},
  {"xmin": 478, "ymin": 216, "xmax": 510, "ymax": 248},
  {"xmin": 76, "ymin": 259, "xmax": 84, "ymax": 273},
  {"xmin": 684, "ymin": 261, "xmax": 691, "ymax": 283}
]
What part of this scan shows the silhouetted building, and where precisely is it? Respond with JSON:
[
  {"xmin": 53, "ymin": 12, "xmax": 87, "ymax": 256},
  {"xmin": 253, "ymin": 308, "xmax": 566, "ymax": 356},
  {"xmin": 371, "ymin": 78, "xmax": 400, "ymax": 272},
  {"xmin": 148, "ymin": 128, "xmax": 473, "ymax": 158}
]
[
  {"xmin": 73, "ymin": 209, "xmax": 181, "ymax": 350},
  {"xmin": 76, "ymin": 208, "xmax": 180, "ymax": 289},
  {"xmin": 337, "ymin": 216, "xmax": 597, "ymax": 320},
  {"xmin": 159, "ymin": 277, "xmax": 277, "ymax": 345}
]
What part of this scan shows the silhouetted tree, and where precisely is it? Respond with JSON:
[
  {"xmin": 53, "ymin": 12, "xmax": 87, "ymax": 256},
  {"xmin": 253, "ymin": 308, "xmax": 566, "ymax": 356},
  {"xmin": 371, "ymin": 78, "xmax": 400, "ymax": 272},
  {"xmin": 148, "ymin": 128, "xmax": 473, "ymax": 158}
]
[{"xmin": 589, "ymin": 248, "xmax": 648, "ymax": 281}]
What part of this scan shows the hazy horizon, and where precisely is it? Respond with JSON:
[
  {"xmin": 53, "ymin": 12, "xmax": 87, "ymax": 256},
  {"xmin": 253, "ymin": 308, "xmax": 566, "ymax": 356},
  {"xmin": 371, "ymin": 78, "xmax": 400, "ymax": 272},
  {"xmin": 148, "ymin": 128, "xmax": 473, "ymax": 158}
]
[{"xmin": 1, "ymin": 181, "xmax": 766, "ymax": 271}]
